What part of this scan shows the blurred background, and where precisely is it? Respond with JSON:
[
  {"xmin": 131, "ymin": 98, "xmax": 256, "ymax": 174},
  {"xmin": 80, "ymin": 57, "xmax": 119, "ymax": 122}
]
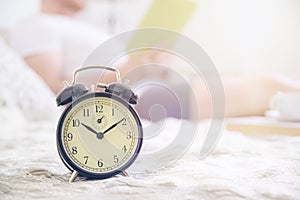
[{"xmin": 0, "ymin": 0, "xmax": 299, "ymax": 78}]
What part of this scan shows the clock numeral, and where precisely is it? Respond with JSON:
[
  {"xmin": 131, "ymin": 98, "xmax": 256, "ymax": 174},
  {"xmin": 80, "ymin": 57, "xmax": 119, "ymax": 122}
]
[
  {"xmin": 67, "ymin": 133, "xmax": 73, "ymax": 141},
  {"xmin": 122, "ymin": 145, "xmax": 127, "ymax": 153},
  {"xmin": 96, "ymin": 105, "xmax": 103, "ymax": 113},
  {"xmin": 72, "ymin": 146, "xmax": 78, "ymax": 155},
  {"xmin": 126, "ymin": 131, "xmax": 132, "ymax": 139},
  {"xmin": 112, "ymin": 108, "xmax": 115, "ymax": 116},
  {"xmin": 122, "ymin": 118, "xmax": 127, "ymax": 126},
  {"xmin": 83, "ymin": 109, "xmax": 90, "ymax": 117},
  {"xmin": 83, "ymin": 156, "xmax": 89, "ymax": 165},
  {"xmin": 98, "ymin": 159, "xmax": 103, "ymax": 167},
  {"xmin": 114, "ymin": 155, "xmax": 119, "ymax": 164},
  {"xmin": 72, "ymin": 119, "xmax": 80, "ymax": 127}
]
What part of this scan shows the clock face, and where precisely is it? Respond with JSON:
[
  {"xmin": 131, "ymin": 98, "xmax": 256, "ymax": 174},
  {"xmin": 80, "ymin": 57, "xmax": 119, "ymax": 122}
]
[{"xmin": 57, "ymin": 93, "xmax": 143, "ymax": 179}]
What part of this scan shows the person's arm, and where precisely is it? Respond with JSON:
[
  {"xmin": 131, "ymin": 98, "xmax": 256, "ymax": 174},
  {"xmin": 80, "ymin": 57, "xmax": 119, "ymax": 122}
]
[
  {"xmin": 25, "ymin": 52, "xmax": 67, "ymax": 94},
  {"xmin": 89, "ymin": 50, "xmax": 172, "ymax": 84},
  {"xmin": 24, "ymin": 49, "xmax": 170, "ymax": 95},
  {"xmin": 193, "ymin": 75, "xmax": 300, "ymax": 118}
]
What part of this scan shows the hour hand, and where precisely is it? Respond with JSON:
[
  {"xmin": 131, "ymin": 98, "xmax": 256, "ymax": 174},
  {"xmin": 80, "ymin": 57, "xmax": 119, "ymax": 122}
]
[{"xmin": 81, "ymin": 123, "xmax": 98, "ymax": 135}]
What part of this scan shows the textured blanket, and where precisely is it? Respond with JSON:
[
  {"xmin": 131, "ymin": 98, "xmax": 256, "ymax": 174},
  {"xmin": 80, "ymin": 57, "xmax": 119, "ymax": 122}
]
[{"xmin": 1, "ymin": 108, "xmax": 299, "ymax": 200}]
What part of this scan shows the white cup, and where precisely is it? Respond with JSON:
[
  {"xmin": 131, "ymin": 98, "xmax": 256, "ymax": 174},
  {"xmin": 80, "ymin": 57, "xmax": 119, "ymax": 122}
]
[{"xmin": 270, "ymin": 92, "xmax": 300, "ymax": 121}]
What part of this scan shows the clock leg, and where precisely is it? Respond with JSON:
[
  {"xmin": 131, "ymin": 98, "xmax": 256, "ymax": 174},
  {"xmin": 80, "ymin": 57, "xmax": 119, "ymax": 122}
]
[
  {"xmin": 69, "ymin": 171, "xmax": 79, "ymax": 183},
  {"xmin": 120, "ymin": 171, "xmax": 129, "ymax": 177}
]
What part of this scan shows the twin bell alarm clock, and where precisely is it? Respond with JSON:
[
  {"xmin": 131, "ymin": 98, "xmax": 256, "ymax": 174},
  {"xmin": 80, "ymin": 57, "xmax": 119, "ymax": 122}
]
[{"xmin": 55, "ymin": 66, "xmax": 143, "ymax": 182}]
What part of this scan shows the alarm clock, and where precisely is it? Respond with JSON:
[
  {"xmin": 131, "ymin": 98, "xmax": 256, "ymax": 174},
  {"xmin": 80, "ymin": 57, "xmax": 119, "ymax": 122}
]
[{"xmin": 56, "ymin": 66, "xmax": 143, "ymax": 182}]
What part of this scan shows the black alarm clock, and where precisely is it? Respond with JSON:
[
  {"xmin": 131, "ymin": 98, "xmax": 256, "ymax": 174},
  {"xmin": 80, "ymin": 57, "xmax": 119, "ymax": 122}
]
[{"xmin": 56, "ymin": 66, "xmax": 143, "ymax": 182}]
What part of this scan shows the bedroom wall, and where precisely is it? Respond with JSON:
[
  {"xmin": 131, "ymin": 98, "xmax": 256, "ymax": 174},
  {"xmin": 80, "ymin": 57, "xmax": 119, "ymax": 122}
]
[
  {"xmin": 84, "ymin": 0, "xmax": 300, "ymax": 79},
  {"xmin": 0, "ymin": 0, "xmax": 299, "ymax": 79},
  {"xmin": 184, "ymin": 0, "xmax": 300, "ymax": 79}
]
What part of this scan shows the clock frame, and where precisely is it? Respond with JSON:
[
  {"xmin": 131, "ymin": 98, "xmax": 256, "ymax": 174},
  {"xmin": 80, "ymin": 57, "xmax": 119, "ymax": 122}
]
[{"xmin": 56, "ymin": 92, "xmax": 143, "ymax": 180}]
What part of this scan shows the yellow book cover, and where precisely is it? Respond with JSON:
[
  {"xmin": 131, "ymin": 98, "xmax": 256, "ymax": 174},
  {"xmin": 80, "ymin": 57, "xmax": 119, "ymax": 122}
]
[
  {"xmin": 139, "ymin": 0, "xmax": 197, "ymax": 31},
  {"xmin": 127, "ymin": 0, "xmax": 197, "ymax": 51}
]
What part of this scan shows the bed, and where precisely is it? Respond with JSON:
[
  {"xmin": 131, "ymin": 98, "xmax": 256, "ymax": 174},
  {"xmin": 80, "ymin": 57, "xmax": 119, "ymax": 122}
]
[
  {"xmin": 1, "ymin": 107, "xmax": 299, "ymax": 200},
  {"xmin": 1, "ymin": 34, "xmax": 300, "ymax": 200}
]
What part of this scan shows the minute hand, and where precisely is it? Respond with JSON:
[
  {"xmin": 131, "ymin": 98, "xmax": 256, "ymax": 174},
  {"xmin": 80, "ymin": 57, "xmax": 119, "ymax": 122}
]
[{"xmin": 103, "ymin": 118, "xmax": 125, "ymax": 134}]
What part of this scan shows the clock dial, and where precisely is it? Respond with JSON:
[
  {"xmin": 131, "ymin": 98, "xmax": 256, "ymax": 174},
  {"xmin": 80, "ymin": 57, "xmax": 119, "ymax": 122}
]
[{"xmin": 57, "ymin": 93, "xmax": 142, "ymax": 178}]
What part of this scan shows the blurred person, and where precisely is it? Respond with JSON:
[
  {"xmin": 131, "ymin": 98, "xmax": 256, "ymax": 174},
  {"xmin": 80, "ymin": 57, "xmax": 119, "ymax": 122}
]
[
  {"xmin": 10, "ymin": 0, "xmax": 168, "ymax": 94},
  {"xmin": 9, "ymin": 0, "xmax": 300, "ymax": 120},
  {"xmin": 10, "ymin": 0, "xmax": 99, "ymax": 94}
]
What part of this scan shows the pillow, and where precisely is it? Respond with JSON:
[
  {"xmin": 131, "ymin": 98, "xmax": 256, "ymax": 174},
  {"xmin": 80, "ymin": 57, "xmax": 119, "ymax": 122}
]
[{"xmin": 0, "ymin": 36, "xmax": 59, "ymax": 121}]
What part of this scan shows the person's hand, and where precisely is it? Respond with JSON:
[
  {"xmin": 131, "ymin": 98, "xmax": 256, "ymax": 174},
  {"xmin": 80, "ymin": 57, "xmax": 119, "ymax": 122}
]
[{"xmin": 121, "ymin": 49, "xmax": 174, "ymax": 82}]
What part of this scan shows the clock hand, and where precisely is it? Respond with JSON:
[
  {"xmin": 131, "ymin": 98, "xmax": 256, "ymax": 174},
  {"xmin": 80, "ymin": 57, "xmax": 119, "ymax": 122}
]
[
  {"xmin": 102, "ymin": 118, "xmax": 125, "ymax": 134},
  {"xmin": 97, "ymin": 115, "xmax": 105, "ymax": 124},
  {"xmin": 94, "ymin": 118, "xmax": 125, "ymax": 140},
  {"xmin": 81, "ymin": 123, "xmax": 98, "ymax": 135}
]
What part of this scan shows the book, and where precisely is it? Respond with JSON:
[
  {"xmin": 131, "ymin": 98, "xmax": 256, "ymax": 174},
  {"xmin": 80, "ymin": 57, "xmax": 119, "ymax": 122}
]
[
  {"xmin": 138, "ymin": 0, "xmax": 197, "ymax": 32},
  {"xmin": 127, "ymin": 0, "xmax": 197, "ymax": 50},
  {"xmin": 226, "ymin": 117, "xmax": 300, "ymax": 136}
]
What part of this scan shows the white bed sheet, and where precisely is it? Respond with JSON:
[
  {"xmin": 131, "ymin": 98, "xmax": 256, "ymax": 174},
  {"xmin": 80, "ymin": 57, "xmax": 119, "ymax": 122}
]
[{"xmin": 0, "ymin": 108, "xmax": 300, "ymax": 200}]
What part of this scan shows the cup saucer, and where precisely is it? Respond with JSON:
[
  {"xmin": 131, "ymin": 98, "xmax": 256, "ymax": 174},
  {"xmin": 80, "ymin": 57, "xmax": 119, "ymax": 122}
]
[{"xmin": 265, "ymin": 110, "xmax": 300, "ymax": 122}]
